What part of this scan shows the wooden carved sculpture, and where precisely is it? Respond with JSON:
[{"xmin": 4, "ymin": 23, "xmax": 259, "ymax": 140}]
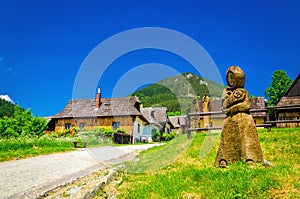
[{"xmin": 214, "ymin": 66, "xmax": 263, "ymax": 167}]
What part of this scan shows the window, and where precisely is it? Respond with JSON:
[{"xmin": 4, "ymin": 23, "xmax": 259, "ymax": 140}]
[
  {"xmin": 137, "ymin": 123, "xmax": 140, "ymax": 134},
  {"xmin": 112, "ymin": 122, "xmax": 119, "ymax": 130},
  {"xmin": 65, "ymin": 123, "xmax": 71, "ymax": 130},
  {"xmin": 80, "ymin": 123, "xmax": 86, "ymax": 129}
]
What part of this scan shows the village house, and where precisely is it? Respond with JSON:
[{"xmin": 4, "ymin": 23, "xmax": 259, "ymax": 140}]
[
  {"xmin": 169, "ymin": 115, "xmax": 187, "ymax": 133},
  {"xmin": 274, "ymin": 73, "xmax": 300, "ymax": 128},
  {"xmin": 50, "ymin": 88, "xmax": 148, "ymax": 134},
  {"xmin": 139, "ymin": 107, "xmax": 174, "ymax": 141},
  {"xmin": 49, "ymin": 88, "xmax": 178, "ymax": 142}
]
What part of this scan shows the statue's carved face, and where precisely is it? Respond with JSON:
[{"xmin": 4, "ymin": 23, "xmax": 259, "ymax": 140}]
[
  {"xmin": 227, "ymin": 72, "xmax": 235, "ymax": 87},
  {"xmin": 226, "ymin": 66, "xmax": 245, "ymax": 88}
]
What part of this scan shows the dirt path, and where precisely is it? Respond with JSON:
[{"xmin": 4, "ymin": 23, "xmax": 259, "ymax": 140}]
[{"xmin": 0, "ymin": 144, "xmax": 161, "ymax": 199}]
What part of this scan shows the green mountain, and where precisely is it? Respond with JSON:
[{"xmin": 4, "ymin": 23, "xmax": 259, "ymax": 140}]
[{"xmin": 132, "ymin": 72, "xmax": 225, "ymax": 114}]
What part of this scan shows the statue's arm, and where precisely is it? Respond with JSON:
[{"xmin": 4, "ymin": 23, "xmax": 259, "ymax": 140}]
[
  {"xmin": 224, "ymin": 89, "xmax": 250, "ymax": 115},
  {"xmin": 225, "ymin": 100, "xmax": 250, "ymax": 115}
]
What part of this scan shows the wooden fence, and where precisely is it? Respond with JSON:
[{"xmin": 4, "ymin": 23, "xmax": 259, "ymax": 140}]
[{"xmin": 186, "ymin": 104, "xmax": 300, "ymax": 138}]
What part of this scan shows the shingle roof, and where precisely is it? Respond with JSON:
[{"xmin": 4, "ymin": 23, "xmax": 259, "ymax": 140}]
[
  {"xmin": 276, "ymin": 74, "xmax": 300, "ymax": 107},
  {"xmin": 53, "ymin": 96, "xmax": 142, "ymax": 118},
  {"xmin": 140, "ymin": 108, "xmax": 162, "ymax": 128},
  {"xmin": 140, "ymin": 107, "xmax": 170, "ymax": 128},
  {"xmin": 151, "ymin": 107, "xmax": 168, "ymax": 126},
  {"xmin": 169, "ymin": 116, "xmax": 181, "ymax": 128},
  {"xmin": 284, "ymin": 73, "xmax": 300, "ymax": 97},
  {"xmin": 277, "ymin": 96, "xmax": 300, "ymax": 106}
]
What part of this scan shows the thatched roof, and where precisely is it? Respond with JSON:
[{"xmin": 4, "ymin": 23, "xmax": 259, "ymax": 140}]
[{"xmin": 53, "ymin": 96, "xmax": 142, "ymax": 118}]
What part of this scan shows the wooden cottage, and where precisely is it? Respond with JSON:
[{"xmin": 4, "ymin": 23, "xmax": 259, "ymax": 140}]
[
  {"xmin": 274, "ymin": 73, "xmax": 300, "ymax": 128},
  {"xmin": 139, "ymin": 107, "xmax": 173, "ymax": 141},
  {"xmin": 169, "ymin": 115, "xmax": 187, "ymax": 133},
  {"xmin": 51, "ymin": 88, "xmax": 148, "ymax": 134}
]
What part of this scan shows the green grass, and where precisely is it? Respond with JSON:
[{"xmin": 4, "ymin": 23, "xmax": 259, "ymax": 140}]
[
  {"xmin": 114, "ymin": 128, "xmax": 300, "ymax": 198},
  {"xmin": 123, "ymin": 135, "xmax": 193, "ymax": 173},
  {"xmin": 0, "ymin": 135, "xmax": 75, "ymax": 162}
]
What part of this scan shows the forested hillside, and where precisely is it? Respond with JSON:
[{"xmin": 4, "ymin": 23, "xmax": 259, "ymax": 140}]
[
  {"xmin": 132, "ymin": 72, "xmax": 224, "ymax": 114},
  {"xmin": 0, "ymin": 98, "xmax": 15, "ymax": 118}
]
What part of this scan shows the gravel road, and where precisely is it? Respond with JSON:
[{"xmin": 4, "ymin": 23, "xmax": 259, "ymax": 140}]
[{"xmin": 0, "ymin": 144, "xmax": 161, "ymax": 199}]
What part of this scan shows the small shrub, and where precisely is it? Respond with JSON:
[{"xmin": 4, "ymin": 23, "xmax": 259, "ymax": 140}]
[
  {"xmin": 162, "ymin": 131, "xmax": 178, "ymax": 141},
  {"xmin": 104, "ymin": 128, "xmax": 114, "ymax": 137},
  {"xmin": 116, "ymin": 128, "xmax": 126, "ymax": 134},
  {"xmin": 152, "ymin": 131, "xmax": 161, "ymax": 141}
]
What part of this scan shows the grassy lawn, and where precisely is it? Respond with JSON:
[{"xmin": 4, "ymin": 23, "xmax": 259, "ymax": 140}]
[
  {"xmin": 107, "ymin": 128, "xmax": 300, "ymax": 199},
  {"xmin": 0, "ymin": 136, "xmax": 75, "ymax": 162}
]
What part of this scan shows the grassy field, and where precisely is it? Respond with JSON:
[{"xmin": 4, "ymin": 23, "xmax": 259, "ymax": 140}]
[
  {"xmin": 0, "ymin": 135, "xmax": 75, "ymax": 162},
  {"xmin": 105, "ymin": 128, "xmax": 300, "ymax": 199}
]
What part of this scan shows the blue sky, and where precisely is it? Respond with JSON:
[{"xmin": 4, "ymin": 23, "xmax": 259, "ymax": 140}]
[{"xmin": 0, "ymin": 0, "xmax": 299, "ymax": 116}]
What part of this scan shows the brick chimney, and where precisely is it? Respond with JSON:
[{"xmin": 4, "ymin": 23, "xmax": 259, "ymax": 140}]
[{"xmin": 95, "ymin": 87, "xmax": 101, "ymax": 109}]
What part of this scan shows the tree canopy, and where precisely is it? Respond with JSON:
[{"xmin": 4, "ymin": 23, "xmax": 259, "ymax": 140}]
[
  {"xmin": 265, "ymin": 70, "xmax": 293, "ymax": 106},
  {"xmin": 0, "ymin": 105, "xmax": 47, "ymax": 138}
]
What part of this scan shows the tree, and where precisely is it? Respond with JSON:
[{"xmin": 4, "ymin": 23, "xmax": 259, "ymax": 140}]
[
  {"xmin": 265, "ymin": 70, "xmax": 293, "ymax": 106},
  {"xmin": 0, "ymin": 98, "xmax": 15, "ymax": 118},
  {"xmin": 0, "ymin": 105, "xmax": 47, "ymax": 138}
]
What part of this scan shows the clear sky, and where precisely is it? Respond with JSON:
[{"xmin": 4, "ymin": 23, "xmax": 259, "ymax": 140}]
[{"xmin": 0, "ymin": 0, "xmax": 299, "ymax": 116}]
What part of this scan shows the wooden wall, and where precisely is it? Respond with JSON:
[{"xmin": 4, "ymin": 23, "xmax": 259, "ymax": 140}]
[
  {"xmin": 277, "ymin": 111, "xmax": 300, "ymax": 128},
  {"xmin": 54, "ymin": 116, "xmax": 136, "ymax": 133}
]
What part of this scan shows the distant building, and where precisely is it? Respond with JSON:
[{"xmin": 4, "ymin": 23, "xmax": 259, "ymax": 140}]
[
  {"xmin": 140, "ymin": 107, "xmax": 173, "ymax": 141},
  {"xmin": 274, "ymin": 73, "xmax": 300, "ymax": 128},
  {"xmin": 169, "ymin": 115, "xmax": 187, "ymax": 133}
]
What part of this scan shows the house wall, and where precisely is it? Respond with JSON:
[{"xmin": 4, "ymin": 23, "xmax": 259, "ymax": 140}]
[
  {"xmin": 211, "ymin": 118, "xmax": 224, "ymax": 127},
  {"xmin": 54, "ymin": 116, "xmax": 135, "ymax": 133},
  {"xmin": 252, "ymin": 117, "xmax": 265, "ymax": 125},
  {"xmin": 133, "ymin": 116, "xmax": 148, "ymax": 142},
  {"xmin": 276, "ymin": 110, "xmax": 300, "ymax": 128}
]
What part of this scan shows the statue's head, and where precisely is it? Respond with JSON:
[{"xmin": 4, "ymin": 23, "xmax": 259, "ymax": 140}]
[{"xmin": 226, "ymin": 66, "xmax": 245, "ymax": 88}]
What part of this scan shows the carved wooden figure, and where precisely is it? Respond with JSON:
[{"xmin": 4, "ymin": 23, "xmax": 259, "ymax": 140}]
[{"xmin": 214, "ymin": 66, "xmax": 263, "ymax": 167}]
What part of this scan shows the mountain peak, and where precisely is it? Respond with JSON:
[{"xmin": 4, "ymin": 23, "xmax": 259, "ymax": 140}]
[{"xmin": 132, "ymin": 72, "xmax": 224, "ymax": 114}]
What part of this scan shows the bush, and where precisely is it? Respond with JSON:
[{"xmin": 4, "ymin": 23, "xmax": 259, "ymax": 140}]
[
  {"xmin": 77, "ymin": 127, "xmax": 113, "ymax": 146},
  {"xmin": 51, "ymin": 127, "xmax": 78, "ymax": 138},
  {"xmin": 116, "ymin": 128, "xmax": 126, "ymax": 133},
  {"xmin": 104, "ymin": 128, "xmax": 114, "ymax": 137},
  {"xmin": 152, "ymin": 131, "xmax": 161, "ymax": 141},
  {"xmin": 162, "ymin": 131, "xmax": 178, "ymax": 141}
]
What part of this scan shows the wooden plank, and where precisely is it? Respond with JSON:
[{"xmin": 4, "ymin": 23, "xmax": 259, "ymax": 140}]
[
  {"xmin": 268, "ymin": 104, "xmax": 300, "ymax": 109},
  {"xmin": 188, "ymin": 127, "xmax": 223, "ymax": 131},
  {"xmin": 250, "ymin": 109, "xmax": 268, "ymax": 112},
  {"xmin": 265, "ymin": 119, "xmax": 300, "ymax": 124},
  {"xmin": 255, "ymin": 124, "xmax": 272, "ymax": 127},
  {"xmin": 188, "ymin": 111, "xmax": 223, "ymax": 116}
]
